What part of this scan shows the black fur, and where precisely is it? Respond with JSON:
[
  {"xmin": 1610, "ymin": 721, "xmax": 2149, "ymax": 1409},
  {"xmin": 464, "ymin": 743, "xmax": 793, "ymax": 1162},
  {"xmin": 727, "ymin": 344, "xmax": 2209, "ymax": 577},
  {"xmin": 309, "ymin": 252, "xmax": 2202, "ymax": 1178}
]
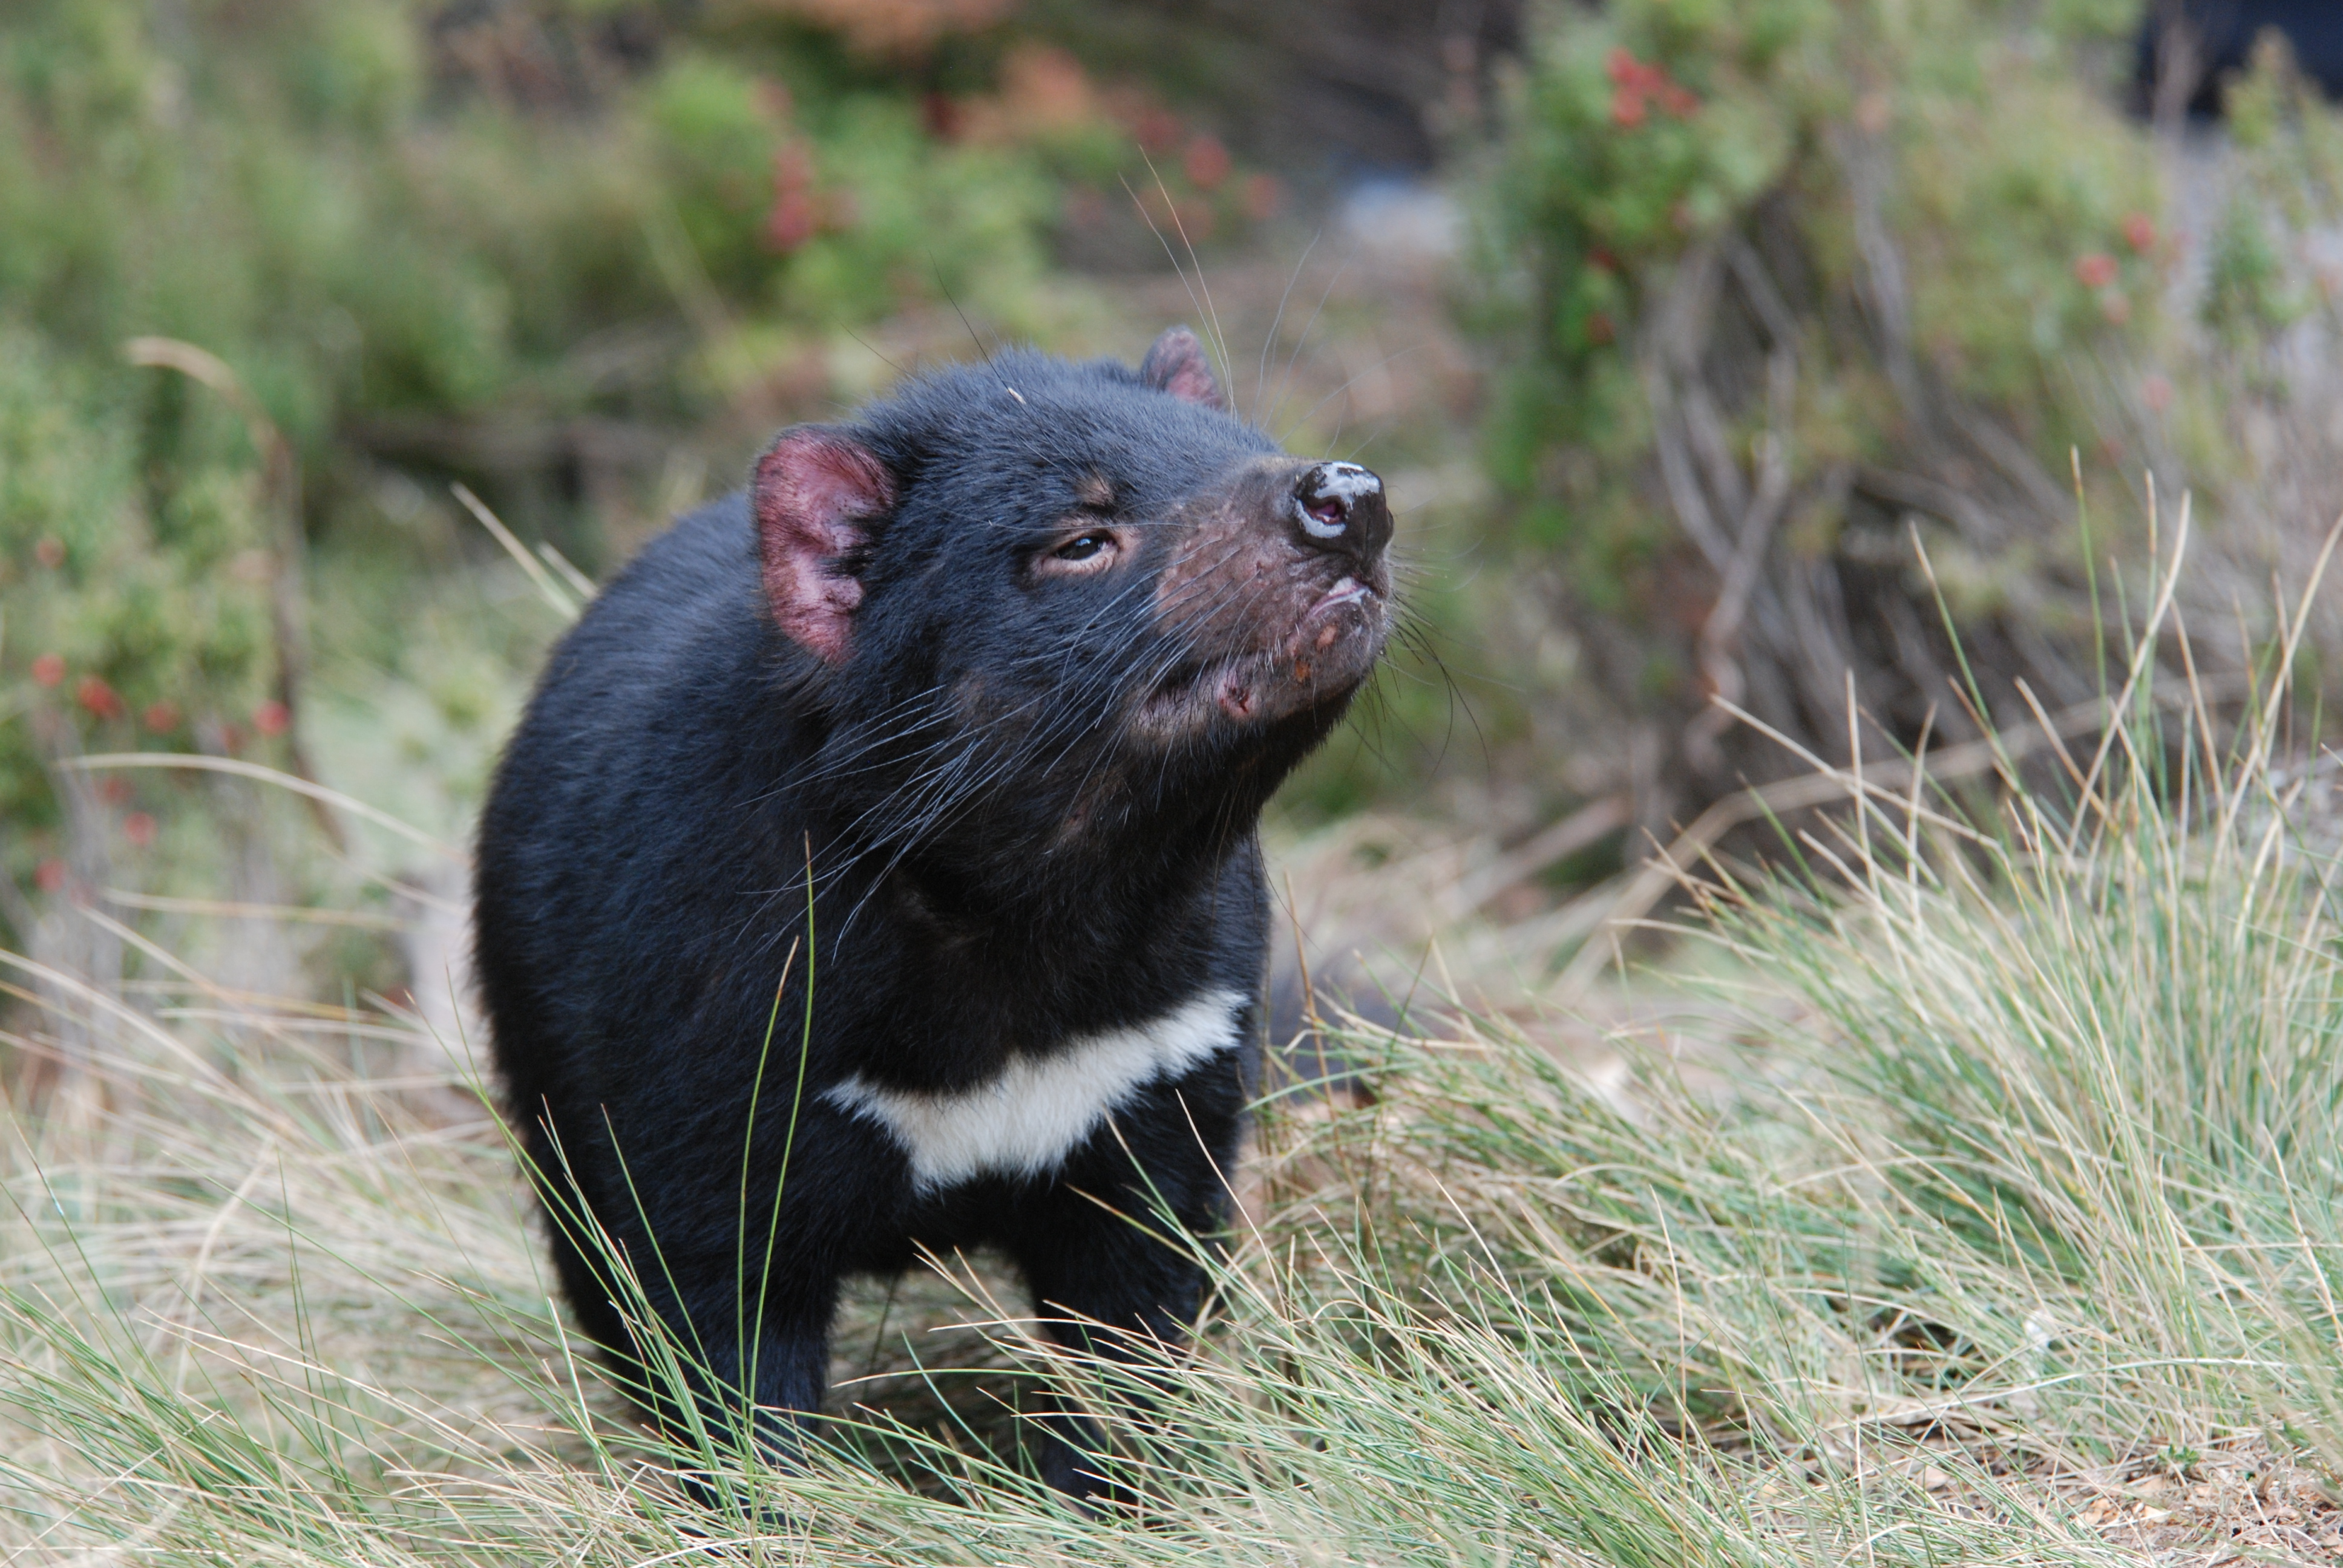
[{"xmin": 472, "ymin": 337, "xmax": 1392, "ymax": 1503}]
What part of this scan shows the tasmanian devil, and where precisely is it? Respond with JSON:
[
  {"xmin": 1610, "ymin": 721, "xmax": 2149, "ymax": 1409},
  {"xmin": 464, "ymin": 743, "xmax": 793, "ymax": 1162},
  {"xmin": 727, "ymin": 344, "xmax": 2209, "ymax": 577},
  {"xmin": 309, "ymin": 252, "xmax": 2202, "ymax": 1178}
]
[{"xmin": 471, "ymin": 326, "xmax": 1394, "ymax": 1503}]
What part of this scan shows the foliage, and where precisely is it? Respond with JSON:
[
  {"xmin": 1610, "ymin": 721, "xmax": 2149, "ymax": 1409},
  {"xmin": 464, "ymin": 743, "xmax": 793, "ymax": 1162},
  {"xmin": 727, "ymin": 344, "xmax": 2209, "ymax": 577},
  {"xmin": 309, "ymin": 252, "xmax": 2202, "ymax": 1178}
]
[
  {"xmin": 2203, "ymin": 36, "xmax": 2343, "ymax": 347},
  {"xmin": 1475, "ymin": 0, "xmax": 2192, "ymax": 817},
  {"xmin": 0, "ymin": 331, "xmax": 278, "ymax": 864}
]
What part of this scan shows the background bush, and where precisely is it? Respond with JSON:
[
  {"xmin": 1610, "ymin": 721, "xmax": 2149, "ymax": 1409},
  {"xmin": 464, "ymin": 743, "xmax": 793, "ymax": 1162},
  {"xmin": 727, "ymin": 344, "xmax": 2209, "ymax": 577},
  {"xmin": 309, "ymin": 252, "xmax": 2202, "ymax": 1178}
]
[{"xmin": 1476, "ymin": 0, "xmax": 2343, "ymax": 841}]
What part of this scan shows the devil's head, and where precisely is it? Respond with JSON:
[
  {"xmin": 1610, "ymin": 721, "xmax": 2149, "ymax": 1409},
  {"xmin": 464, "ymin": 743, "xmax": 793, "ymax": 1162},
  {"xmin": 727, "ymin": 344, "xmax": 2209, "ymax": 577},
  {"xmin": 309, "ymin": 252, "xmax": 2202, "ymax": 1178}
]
[{"xmin": 753, "ymin": 327, "xmax": 1394, "ymax": 884}]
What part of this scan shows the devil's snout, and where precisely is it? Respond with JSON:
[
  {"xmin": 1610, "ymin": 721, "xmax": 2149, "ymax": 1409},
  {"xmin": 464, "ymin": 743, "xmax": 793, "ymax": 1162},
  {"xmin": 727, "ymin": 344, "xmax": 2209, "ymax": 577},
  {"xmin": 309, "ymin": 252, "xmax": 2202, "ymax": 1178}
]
[{"xmin": 1291, "ymin": 461, "xmax": 1393, "ymax": 563}]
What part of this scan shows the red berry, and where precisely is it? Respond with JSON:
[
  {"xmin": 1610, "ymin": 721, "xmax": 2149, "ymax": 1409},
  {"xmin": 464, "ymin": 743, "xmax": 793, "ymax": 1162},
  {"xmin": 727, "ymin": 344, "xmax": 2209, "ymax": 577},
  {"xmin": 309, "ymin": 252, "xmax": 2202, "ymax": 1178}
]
[
  {"xmin": 1606, "ymin": 49, "xmax": 1665, "ymax": 93},
  {"xmin": 252, "ymin": 699, "xmax": 290, "ymax": 737},
  {"xmin": 143, "ymin": 701, "xmax": 181, "ymax": 733},
  {"xmin": 1134, "ymin": 107, "xmax": 1182, "ymax": 155},
  {"xmin": 1240, "ymin": 172, "xmax": 1283, "ymax": 223},
  {"xmin": 122, "ymin": 812, "xmax": 156, "ymax": 848},
  {"xmin": 2075, "ymin": 252, "xmax": 2119, "ymax": 290},
  {"xmin": 76, "ymin": 675, "xmax": 123, "ymax": 721},
  {"xmin": 33, "ymin": 538, "xmax": 64, "ymax": 569},
  {"xmin": 30, "ymin": 653, "xmax": 64, "ymax": 688},
  {"xmin": 1173, "ymin": 197, "xmax": 1217, "ymax": 242},
  {"xmin": 1182, "ymin": 134, "xmax": 1231, "ymax": 192},
  {"xmin": 2122, "ymin": 212, "xmax": 2157, "ymax": 253},
  {"xmin": 1611, "ymin": 87, "xmax": 1648, "ymax": 128},
  {"xmin": 921, "ymin": 90, "xmax": 961, "ymax": 140},
  {"xmin": 765, "ymin": 192, "xmax": 819, "ymax": 253},
  {"xmin": 33, "ymin": 859, "xmax": 65, "ymax": 894},
  {"xmin": 764, "ymin": 143, "xmax": 823, "ymax": 254}
]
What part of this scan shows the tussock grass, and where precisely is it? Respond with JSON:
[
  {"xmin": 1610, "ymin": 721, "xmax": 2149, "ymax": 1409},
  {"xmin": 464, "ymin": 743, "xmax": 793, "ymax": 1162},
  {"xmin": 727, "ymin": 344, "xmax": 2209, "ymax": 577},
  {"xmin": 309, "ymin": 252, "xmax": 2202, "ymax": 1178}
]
[{"xmin": 4, "ymin": 551, "xmax": 2343, "ymax": 1561}]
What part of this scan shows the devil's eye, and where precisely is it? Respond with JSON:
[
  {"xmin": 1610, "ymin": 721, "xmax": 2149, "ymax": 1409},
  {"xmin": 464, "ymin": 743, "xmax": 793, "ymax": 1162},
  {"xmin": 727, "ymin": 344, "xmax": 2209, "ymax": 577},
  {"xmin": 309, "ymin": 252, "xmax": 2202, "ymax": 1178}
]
[{"xmin": 1055, "ymin": 533, "xmax": 1109, "ymax": 561}]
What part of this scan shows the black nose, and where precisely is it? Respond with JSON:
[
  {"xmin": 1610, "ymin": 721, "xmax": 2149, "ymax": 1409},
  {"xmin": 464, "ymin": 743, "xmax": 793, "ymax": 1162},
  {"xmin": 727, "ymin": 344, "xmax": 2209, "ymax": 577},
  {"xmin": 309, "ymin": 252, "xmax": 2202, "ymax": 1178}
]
[{"xmin": 1291, "ymin": 462, "xmax": 1393, "ymax": 561}]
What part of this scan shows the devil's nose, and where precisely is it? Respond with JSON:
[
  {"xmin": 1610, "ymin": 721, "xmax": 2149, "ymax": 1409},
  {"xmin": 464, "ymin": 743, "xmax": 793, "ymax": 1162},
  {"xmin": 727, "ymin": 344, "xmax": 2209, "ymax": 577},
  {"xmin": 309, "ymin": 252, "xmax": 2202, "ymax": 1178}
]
[{"xmin": 1290, "ymin": 461, "xmax": 1393, "ymax": 559}]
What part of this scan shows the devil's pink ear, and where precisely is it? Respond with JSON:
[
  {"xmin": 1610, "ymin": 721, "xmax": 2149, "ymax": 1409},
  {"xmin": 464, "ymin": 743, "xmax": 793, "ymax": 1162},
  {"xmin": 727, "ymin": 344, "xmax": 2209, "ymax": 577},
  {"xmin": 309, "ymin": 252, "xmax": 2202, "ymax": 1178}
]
[
  {"xmin": 1139, "ymin": 325, "xmax": 1225, "ymax": 410},
  {"xmin": 753, "ymin": 428, "xmax": 896, "ymax": 664}
]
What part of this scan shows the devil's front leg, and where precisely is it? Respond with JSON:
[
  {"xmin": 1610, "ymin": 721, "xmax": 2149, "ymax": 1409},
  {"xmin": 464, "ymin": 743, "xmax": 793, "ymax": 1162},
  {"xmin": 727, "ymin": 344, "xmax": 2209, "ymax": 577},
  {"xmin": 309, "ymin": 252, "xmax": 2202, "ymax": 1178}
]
[
  {"xmin": 656, "ymin": 1267, "xmax": 838, "ymax": 1472},
  {"xmin": 581, "ymin": 1123, "xmax": 867, "ymax": 1510},
  {"xmin": 1000, "ymin": 1064, "xmax": 1248, "ymax": 1504}
]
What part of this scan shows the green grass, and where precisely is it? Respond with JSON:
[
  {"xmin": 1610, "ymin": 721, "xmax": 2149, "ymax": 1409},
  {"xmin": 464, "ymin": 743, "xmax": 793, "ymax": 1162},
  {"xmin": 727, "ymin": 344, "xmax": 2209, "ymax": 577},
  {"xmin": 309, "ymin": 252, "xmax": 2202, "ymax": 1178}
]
[{"xmin": 2, "ymin": 549, "xmax": 2341, "ymax": 1562}]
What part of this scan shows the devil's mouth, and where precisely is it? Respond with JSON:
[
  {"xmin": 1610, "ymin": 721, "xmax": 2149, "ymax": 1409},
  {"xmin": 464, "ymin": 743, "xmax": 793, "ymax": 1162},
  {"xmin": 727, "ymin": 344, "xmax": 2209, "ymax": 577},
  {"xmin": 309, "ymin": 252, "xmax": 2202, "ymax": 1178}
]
[
  {"xmin": 1136, "ymin": 576, "xmax": 1385, "ymax": 733},
  {"xmin": 1304, "ymin": 575, "xmax": 1373, "ymax": 621}
]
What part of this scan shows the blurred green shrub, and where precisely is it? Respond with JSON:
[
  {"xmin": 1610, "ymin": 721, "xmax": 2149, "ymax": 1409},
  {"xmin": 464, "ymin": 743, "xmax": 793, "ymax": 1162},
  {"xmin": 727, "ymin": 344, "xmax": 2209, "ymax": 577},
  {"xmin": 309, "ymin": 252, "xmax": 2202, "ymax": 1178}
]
[{"xmin": 0, "ymin": 331, "xmax": 277, "ymax": 839}]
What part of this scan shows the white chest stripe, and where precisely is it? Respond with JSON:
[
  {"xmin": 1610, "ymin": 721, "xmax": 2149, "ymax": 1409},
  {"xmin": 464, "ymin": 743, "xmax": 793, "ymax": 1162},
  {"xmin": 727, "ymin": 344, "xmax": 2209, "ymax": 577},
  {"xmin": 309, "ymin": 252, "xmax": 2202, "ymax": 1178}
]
[{"xmin": 822, "ymin": 988, "xmax": 1247, "ymax": 1192}]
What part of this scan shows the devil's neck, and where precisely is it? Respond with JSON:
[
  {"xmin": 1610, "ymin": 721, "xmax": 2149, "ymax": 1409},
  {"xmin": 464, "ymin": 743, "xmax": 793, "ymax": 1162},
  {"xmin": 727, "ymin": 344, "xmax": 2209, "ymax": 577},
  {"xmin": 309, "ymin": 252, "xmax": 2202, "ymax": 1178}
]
[{"xmin": 841, "ymin": 791, "xmax": 1259, "ymax": 943}]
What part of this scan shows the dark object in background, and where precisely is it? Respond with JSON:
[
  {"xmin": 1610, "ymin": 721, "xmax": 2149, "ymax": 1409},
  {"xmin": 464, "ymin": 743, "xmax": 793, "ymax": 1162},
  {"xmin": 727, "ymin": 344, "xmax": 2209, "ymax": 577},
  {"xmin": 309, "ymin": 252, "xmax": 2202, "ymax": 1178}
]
[
  {"xmin": 2136, "ymin": 0, "xmax": 2343, "ymax": 120},
  {"xmin": 472, "ymin": 328, "xmax": 1395, "ymax": 1504}
]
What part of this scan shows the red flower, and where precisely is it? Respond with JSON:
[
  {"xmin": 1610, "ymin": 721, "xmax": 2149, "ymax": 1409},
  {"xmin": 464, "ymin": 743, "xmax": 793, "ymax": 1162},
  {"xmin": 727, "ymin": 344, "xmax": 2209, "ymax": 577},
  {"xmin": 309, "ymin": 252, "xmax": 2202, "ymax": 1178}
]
[
  {"xmin": 2075, "ymin": 252, "xmax": 2119, "ymax": 290},
  {"xmin": 764, "ymin": 143, "xmax": 821, "ymax": 254},
  {"xmin": 33, "ymin": 859, "xmax": 65, "ymax": 895},
  {"xmin": 122, "ymin": 812, "xmax": 156, "ymax": 849},
  {"xmin": 764, "ymin": 195, "xmax": 818, "ymax": 254},
  {"xmin": 1607, "ymin": 49, "xmax": 1663, "ymax": 93},
  {"xmin": 1605, "ymin": 50, "xmax": 1695, "ymax": 127},
  {"xmin": 253, "ymin": 699, "xmax": 290, "ymax": 737},
  {"xmin": 2122, "ymin": 212, "xmax": 2157, "ymax": 253},
  {"xmin": 30, "ymin": 653, "xmax": 64, "ymax": 688},
  {"xmin": 142, "ymin": 701, "xmax": 181, "ymax": 734},
  {"xmin": 1240, "ymin": 172, "xmax": 1283, "ymax": 223},
  {"xmin": 1134, "ymin": 107, "xmax": 1182, "ymax": 155},
  {"xmin": 1182, "ymin": 134, "xmax": 1231, "ymax": 191},
  {"xmin": 76, "ymin": 675, "xmax": 123, "ymax": 721},
  {"xmin": 921, "ymin": 91, "xmax": 961, "ymax": 140}
]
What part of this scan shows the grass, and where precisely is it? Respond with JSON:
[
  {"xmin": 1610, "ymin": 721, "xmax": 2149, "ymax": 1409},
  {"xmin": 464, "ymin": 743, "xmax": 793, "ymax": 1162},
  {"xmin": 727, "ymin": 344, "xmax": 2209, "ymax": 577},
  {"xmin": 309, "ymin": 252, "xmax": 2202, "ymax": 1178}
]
[{"xmin": 4, "ymin": 536, "xmax": 2343, "ymax": 1561}]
